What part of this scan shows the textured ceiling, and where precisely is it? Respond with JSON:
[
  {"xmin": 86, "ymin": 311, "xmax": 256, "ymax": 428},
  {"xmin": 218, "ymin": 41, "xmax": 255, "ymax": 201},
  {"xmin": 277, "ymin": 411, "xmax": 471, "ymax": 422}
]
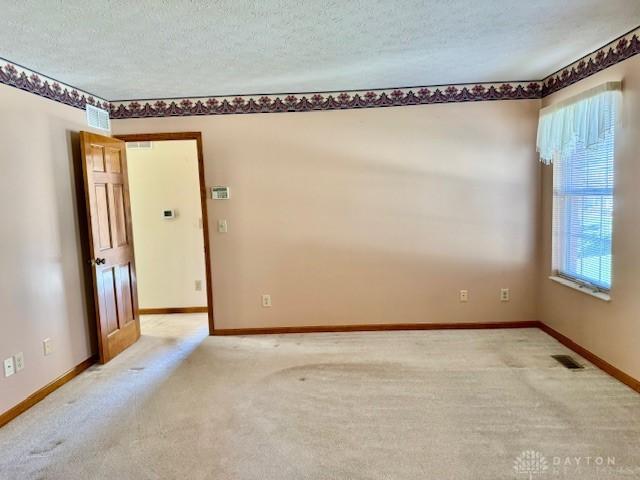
[{"xmin": 2, "ymin": 0, "xmax": 640, "ymax": 100}]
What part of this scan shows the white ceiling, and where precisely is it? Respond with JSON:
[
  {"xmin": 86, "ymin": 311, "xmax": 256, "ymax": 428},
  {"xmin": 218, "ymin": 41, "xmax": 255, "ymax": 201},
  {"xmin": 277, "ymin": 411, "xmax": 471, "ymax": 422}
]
[{"xmin": 2, "ymin": 1, "xmax": 639, "ymax": 100}]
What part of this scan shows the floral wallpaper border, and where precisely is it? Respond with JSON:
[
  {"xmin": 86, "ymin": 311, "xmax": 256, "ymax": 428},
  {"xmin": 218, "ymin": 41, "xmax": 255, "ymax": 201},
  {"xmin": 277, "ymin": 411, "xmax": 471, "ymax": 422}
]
[
  {"xmin": 109, "ymin": 81, "xmax": 542, "ymax": 119},
  {"xmin": 0, "ymin": 58, "xmax": 109, "ymax": 111},
  {"xmin": 542, "ymin": 26, "xmax": 640, "ymax": 96},
  {"xmin": 1, "ymin": 26, "xmax": 638, "ymax": 118}
]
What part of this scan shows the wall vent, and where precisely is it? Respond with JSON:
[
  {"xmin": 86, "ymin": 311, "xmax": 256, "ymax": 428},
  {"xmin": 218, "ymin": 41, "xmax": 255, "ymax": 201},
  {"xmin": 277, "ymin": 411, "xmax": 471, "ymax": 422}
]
[
  {"xmin": 551, "ymin": 355, "xmax": 584, "ymax": 370},
  {"xmin": 127, "ymin": 141, "xmax": 153, "ymax": 149},
  {"xmin": 86, "ymin": 104, "xmax": 110, "ymax": 131}
]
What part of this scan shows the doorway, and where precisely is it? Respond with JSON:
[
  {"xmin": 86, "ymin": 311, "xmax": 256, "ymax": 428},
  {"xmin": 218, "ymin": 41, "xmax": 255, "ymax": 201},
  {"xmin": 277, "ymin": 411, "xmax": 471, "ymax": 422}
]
[{"xmin": 115, "ymin": 133, "xmax": 214, "ymax": 335}]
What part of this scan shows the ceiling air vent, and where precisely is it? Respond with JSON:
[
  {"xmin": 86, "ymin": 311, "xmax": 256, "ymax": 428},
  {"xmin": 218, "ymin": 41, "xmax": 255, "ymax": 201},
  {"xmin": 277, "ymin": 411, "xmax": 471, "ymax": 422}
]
[
  {"xmin": 86, "ymin": 104, "xmax": 110, "ymax": 131},
  {"xmin": 127, "ymin": 141, "xmax": 153, "ymax": 149}
]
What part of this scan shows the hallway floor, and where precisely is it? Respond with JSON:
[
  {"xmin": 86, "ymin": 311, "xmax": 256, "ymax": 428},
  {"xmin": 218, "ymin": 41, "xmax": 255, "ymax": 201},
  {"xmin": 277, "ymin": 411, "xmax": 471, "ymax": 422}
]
[{"xmin": 1, "ymin": 314, "xmax": 640, "ymax": 479}]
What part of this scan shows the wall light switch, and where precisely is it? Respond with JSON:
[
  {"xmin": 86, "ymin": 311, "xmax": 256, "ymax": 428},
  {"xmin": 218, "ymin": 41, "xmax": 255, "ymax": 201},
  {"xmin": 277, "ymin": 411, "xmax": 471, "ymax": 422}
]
[
  {"xmin": 459, "ymin": 290, "xmax": 469, "ymax": 302},
  {"xmin": 195, "ymin": 280, "xmax": 202, "ymax": 291},
  {"xmin": 3, "ymin": 357, "xmax": 15, "ymax": 377},
  {"xmin": 14, "ymin": 352, "xmax": 24, "ymax": 372},
  {"xmin": 43, "ymin": 338, "xmax": 53, "ymax": 356},
  {"xmin": 217, "ymin": 219, "xmax": 228, "ymax": 233},
  {"xmin": 262, "ymin": 294, "xmax": 272, "ymax": 307}
]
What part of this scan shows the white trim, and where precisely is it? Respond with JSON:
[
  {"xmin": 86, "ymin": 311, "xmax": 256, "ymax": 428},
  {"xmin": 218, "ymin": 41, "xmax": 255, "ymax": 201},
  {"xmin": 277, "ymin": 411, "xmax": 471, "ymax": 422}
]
[{"xmin": 548, "ymin": 275, "xmax": 611, "ymax": 302}]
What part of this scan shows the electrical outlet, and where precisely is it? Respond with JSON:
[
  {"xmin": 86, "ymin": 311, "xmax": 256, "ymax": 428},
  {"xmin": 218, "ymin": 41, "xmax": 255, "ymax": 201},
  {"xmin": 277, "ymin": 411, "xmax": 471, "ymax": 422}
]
[
  {"xmin": 262, "ymin": 294, "xmax": 272, "ymax": 307},
  {"xmin": 43, "ymin": 338, "xmax": 53, "ymax": 356},
  {"xmin": 195, "ymin": 280, "xmax": 202, "ymax": 291},
  {"xmin": 500, "ymin": 288, "xmax": 510, "ymax": 302},
  {"xmin": 459, "ymin": 290, "xmax": 469, "ymax": 302},
  {"xmin": 3, "ymin": 357, "xmax": 15, "ymax": 377},
  {"xmin": 14, "ymin": 352, "xmax": 24, "ymax": 372}
]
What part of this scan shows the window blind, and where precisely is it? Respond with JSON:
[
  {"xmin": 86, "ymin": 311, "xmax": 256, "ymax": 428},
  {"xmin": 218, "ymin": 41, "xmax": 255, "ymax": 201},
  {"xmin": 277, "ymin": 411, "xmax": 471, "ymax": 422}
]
[{"xmin": 552, "ymin": 109, "xmax": 615, "ymax": 290}]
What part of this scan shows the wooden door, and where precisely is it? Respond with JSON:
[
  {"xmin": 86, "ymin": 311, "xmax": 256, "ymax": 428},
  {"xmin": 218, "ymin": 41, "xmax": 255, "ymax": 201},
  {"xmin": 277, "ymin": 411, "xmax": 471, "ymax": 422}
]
[{"xmin": 80, "ymin": 132, "xmax": 140, "ymax": 363}]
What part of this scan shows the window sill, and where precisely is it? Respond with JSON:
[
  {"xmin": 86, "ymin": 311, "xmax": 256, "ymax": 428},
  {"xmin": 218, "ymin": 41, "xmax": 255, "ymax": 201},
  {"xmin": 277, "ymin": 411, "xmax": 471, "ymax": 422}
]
[{"xmin": 548, "ymin": 276, "xmax": 611, "ymax": 302}]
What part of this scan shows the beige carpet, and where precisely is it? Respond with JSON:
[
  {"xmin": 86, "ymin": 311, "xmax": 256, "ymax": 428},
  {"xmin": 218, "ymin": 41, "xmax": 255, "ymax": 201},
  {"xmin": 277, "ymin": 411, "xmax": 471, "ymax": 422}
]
[{"xmin": 1, "ymin": 314, "xmax": 639, "ymax": 480}]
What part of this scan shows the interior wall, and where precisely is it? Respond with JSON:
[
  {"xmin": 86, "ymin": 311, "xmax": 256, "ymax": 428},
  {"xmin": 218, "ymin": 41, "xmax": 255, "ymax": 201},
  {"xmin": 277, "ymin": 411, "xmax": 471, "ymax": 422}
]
[
  {"xmin": 0, "ymin": 84, "xmax": 103, "ymax": 414},
  {"xmin": 126, "ymin": 140, "xmax": 207, "ymax": 310},
  {"xmin": 538, "ymin": 54, "xmax": 640, "ymax": 382},
  {"xmin": 112, "ymin": 99, "xmax": 542, "ymax": 330}
]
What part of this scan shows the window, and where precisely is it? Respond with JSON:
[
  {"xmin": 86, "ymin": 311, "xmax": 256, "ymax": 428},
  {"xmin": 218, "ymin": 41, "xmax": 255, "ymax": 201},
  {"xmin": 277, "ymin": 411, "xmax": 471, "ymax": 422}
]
[
  {"xmin": 536, "ymin": 82, "xmax": 620, "ymax": 292},
  {"xmin": 553, "ymin": 121, "xmax": 614, "ymax": 290}
]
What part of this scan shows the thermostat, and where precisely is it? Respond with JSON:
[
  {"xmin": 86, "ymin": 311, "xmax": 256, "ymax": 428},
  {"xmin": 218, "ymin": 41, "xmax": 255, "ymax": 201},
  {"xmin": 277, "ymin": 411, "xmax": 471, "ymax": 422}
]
[
  {"xmin": 162, "ymin": 209, "xmax": 176, "ymax": 219},
  {"xmin": 211, "ymin": 186, "xmax": 230, "ymax": 200}
]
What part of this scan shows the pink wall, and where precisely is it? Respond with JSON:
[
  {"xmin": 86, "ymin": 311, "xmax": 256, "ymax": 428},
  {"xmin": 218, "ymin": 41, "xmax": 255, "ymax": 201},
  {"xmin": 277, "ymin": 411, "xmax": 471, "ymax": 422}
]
[
  {"xmin": 113, "ymin": 100, "xmax": 542, "ymax": 330},
  {"xmin": 0, "ymin": 84, "xmax": 542, "ymax": 416},
  {"xmin": 538, "ymin": 55, "xmax": 640, "ymax": 381},
  {"xmin": 0, "ymin": 84, "xmax": 103, "ymax": 413}
]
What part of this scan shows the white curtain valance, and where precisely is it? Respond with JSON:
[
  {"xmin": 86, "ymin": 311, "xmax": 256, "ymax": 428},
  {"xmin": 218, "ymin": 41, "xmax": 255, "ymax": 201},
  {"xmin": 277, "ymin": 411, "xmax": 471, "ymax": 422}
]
[{"xmin": 536, "ymin": 81, "xmax": 622, "ymax": 164}]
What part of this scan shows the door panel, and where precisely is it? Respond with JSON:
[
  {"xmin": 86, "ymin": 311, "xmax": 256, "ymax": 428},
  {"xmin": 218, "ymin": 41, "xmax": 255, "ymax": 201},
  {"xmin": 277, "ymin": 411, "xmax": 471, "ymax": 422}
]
[
  {"xmin": 80, "ymin": 131, "xmax": 140, "ymax": 363},
  {"xmin": 112, "ymin": 184, "xmax": 128, "ymax": 247},
  {"xmin": 91, "ymin": 145, "xmax": 106, "ymax": 172},
  {"xmin": 100, "ymin": 267, "xmax": 120, "ymax": 334},
  {"xmin": 108, "ymin": 148, "xmax": 122, "ymax": 173},
  {"xmin": 95, "ymin": 184, "xmax": 113, "ymax": 250},
  {"xmin": 118, "ymin": 263, "xmax": 135, "ymax": 325}
]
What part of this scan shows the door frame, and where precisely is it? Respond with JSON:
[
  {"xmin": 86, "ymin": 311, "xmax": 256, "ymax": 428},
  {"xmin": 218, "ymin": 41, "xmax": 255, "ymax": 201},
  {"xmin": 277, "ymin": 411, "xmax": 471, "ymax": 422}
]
[{"xmin": 114, "ymin": 132, "xmax": 215, "ymax": 335}]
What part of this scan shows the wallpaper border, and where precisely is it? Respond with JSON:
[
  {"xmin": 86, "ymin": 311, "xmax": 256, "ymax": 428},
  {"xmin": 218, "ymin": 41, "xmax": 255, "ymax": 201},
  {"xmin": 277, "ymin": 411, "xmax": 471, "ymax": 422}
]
[
  {"xmin": 109, "ymin": 26, "xmax": 640, "ymax": 118},
  {"xmin": 109, "ymin": 81, "xmax": 542, "ymax": 119},
  {"xmin": 541, "ymin": 26, "xmax": 640, "ymax": 96},
  {"xmin": 0, "ymin": 58, "xmax": 109, "ymax": 111},
  {"xmin": 2, "ymin": 26, "xmax": 638, "ymax": 118}
]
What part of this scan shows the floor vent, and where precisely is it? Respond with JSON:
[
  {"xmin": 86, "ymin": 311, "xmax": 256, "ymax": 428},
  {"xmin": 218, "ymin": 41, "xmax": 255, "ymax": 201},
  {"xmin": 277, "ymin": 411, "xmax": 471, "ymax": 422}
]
[{"xmin": 552, "ymin": 354, "xmax": 584, "ymax": 370}]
